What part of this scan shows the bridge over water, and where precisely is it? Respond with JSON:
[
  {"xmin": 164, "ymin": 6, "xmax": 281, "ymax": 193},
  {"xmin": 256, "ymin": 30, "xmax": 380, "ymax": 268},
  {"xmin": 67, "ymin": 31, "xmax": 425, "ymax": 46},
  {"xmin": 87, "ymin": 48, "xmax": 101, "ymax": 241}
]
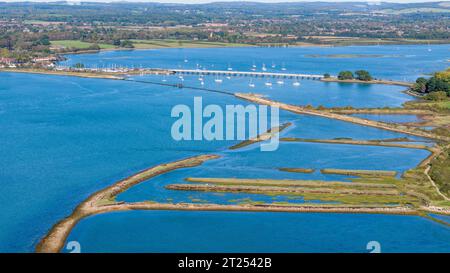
[{"xmin": 168, "ymin": 69, "xmax": 324, "ymax": 80}]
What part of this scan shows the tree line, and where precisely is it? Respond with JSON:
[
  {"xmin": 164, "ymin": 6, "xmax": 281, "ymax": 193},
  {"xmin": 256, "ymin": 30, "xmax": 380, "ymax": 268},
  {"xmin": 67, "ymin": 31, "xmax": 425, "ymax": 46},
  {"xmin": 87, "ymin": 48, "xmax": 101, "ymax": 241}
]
[
  {"xmin": 337, "ymin": 70, "xmax": 373, "ymax": 81},
  {"xmin": 413, "ymin": 69, "xmax": 450, "ymax": 100}
]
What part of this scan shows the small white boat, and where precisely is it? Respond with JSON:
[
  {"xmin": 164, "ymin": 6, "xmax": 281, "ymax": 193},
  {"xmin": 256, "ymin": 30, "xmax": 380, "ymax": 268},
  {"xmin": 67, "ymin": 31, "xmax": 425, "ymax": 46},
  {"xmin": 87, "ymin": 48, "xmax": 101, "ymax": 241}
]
[
  {"xmin": 226, "ymin": 76, "xmax": 231, "ymax": 80},
  {"xmin": 184, "ymin": 59, "xmax": 188, "ymax": 63},
  {"xmin": 277, "ymin": 80, "xmax": 284, "ymax": 85},
  {"xmin": 271, "ymin": 62, "xmax": 276, "ymax": 68},
  {"xmin": 249, "ymin": 79, "xmax": 255, "ymax": 88},
  {"xmin": 262, "ymin": 64, "xmax": 267, "ymax": 71},
  {"xmin": 293, "ymin": 81, "xmax": 300, "ymax": 86},
  {"xmin": 198, "ymin": 77, "xmax": 203, "ymax": 81},
  {"xmin": 227, "ymin": 67, "xmax": 233, "ymax": 71},
  {"xmin": 200, "ymin": 81, "xmax": 205, "ymax": 85},
  {"xmin": 215, "ymin": 79, "xmax": 223, "ymax": 83},
  {"xmin": 265, "ymin": 82, "xmax": 272, "ymax": 86}
]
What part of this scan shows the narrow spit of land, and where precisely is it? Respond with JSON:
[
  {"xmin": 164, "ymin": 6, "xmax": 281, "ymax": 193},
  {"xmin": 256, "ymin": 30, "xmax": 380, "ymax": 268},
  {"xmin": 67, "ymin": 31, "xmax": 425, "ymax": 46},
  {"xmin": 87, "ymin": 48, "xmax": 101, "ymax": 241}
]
[
  {"xmin": 279, "ymin": 137, "xmax": 431, "ymax": 150},
  {"xmin": 320, "ymin": 77, "xmax": 414, "ymax": 87},
  {"xmin": 36, "ymin": 154, "xmax": 219, "ymax": 253},
  {"xmin": 278, "ymin": 168, "xmax": 315, "ymax": 173},
  {"xmin": 320, "ymin": 169, "xmax": 397, "ymax": 177},
  {"xmin": 183, "ymin": 177, "xmax": 398, "ymax": 189},
  {"xmin": 168, "ymin": 177, "xmax": 407, "ymax": 205},
  {"xmin": 167, "ymin": 184, "xmax": 400, "ymax": 196},
  {"xmin": 229, "ymin": 122, "xmax": 292, "ymax": 150},
  {"xmin": 235, "ymin": 93, "xmax": 450, "ymax": 142},
  {"xmin": 0, "ymin": 68, "xmax": 128, "ymax": 80},
  {"xmin": 326, "ymin": 108, "xmax": 433, "ymax": 115}
]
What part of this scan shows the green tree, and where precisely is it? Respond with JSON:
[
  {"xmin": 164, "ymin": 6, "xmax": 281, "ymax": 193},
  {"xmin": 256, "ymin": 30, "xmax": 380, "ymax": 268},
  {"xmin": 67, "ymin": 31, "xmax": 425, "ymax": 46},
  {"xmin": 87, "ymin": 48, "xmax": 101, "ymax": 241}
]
[
  {"xmin": 323, "ymin": 73, "xmax": 330, "ymax": 78},
  {"xmin": 413, "ymin": 77, "xmax": 428, "ymax": 93},
  {"xmin": 112, "ymin": 39, "xmax": 121, "ymax": 46},
  {"xmin": 120, "ymin": 40, "xmax": 134, "ymax": 48},
  {"xmin": 73, "ymin": 63, "xmax": 85, "ymax": 69},
  {"xmin": 355, "ymin": 70, "xmax": 372, "ymax": 81},
  {"xmin": 427, "ymin": 77, "xmax": 449, "ymax": 94},
  {"xmin": 338, "ymin": 71, "xmax": 354, "ymax": 80},
  {"xmin": 0, "ymin": 48, "xmax": 9, "ymax": 57},
  {"xmin": 88, "ymin": 44, "xmax": 101, "ymax": 50}
]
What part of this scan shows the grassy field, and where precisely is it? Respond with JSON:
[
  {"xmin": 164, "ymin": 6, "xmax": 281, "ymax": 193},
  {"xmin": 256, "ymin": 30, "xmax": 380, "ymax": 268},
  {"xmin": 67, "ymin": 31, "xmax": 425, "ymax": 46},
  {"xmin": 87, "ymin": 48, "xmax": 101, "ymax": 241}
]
[
  {"xmin": 405, "ymin": 100, "xmax": 450, "ymax": 113},
  {"xmin": 168, "ymin": 183, "xmax": 409, "ymax": 205},
  {"xmin": 50, "ymin": 40, "xmax": 115, "ymax": 50},
  {"xmin": 304, "ymin": 36, "xmax": 450, "ymax": 46},
  {"xmin": 131, "ymin": 39, "xmax": 251, "ymax": 49},
  {"xmin": 429, "ymin": 147, "xmax": 450, "ymax": 196},
  {"xmin": 378, "ymin": 8, "xmax": 450, "ymax": 14},
  {"xmin": 320, "ymin": 168, "xmax": 397, "ymax": 177},
  {"xmin": 278, "ymin": 168, "xmax": 315, "ymax": 173},
  {"xmin": 435, "ymin": 101, "xmax": 450, "ymax": 110}
]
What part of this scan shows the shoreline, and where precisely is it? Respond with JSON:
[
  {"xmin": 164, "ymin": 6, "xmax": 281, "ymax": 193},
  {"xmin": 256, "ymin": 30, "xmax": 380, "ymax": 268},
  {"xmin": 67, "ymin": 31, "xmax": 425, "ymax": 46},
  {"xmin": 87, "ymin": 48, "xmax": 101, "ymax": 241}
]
[
  {"xmin": 279, "ymin": 137, "xmax": 432, "ymax": 150},
  {"xmin": 327, "ymin": 108, "xmax": 432, "ymax": 115},
  {"xmin": 320, "ymin": 77, "xmax": 414, "ymax": 87},
  {"xmin": 57, "ymin": 39, "xmax": 450, "ymax": 56},
  {"xmin": 229, "ymin": 122, "xmax": 292, "ymax": 150},
  {"xmin": 0, "ymin": 68, "xmax": 126, "ymax": 80},
  {"xmin": 235, "ymin": 93, "xmax": 450, "ymax": 142},
  {"xmin": 36, "ymin": 154, "xmax": 220, "ymax": 253}
]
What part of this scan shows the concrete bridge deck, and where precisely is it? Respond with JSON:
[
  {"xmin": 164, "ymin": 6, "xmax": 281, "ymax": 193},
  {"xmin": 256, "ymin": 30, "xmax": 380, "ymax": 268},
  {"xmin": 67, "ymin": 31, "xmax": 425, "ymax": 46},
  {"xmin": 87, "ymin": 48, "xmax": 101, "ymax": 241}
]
[{"xmin": 169, "ymin": 69, "xmax": 324, "ymax": 80}]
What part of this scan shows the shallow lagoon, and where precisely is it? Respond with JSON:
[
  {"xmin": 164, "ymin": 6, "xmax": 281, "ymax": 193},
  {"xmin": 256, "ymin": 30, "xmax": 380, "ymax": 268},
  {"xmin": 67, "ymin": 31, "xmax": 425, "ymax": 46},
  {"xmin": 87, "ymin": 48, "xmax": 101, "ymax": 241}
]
[
  {"xmin": 118, "ymin": 142, "xmax": 429, "ymax": 203},
  {"xmin": 0, "ymin": 44, "xmax": 447, "ymax": 252},
  {"xmin": 64, "ymin": 210, "xmax": 450, "ymax": 253}
]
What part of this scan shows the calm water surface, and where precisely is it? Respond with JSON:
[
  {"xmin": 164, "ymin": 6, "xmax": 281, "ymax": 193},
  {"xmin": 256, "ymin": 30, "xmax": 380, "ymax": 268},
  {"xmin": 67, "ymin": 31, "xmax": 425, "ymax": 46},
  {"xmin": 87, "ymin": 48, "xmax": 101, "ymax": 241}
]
[
  {"xmin": 0, "ymin": 44, "xmax": 448, "ymax": 252},
  {"xmin": 61, "ymin": 44, "xmax": 449, "ymax": 81},
  {"xmin": 64, "ymin": 210, "xmax": 450, "ymax": 253}
]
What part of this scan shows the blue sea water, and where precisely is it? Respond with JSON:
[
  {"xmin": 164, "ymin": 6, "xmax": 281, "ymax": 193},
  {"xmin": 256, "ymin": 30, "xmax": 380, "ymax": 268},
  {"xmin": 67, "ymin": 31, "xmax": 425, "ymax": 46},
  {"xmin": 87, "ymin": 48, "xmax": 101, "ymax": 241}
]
[
  {"xmin": 64, "ymin": 210, "xmax": 450, "ymax": 253},
  {"xmin": 429, "ymin": 214, "xmax": 450, "ymax": 225},
  {"xmin": 60, "ymin": 44, "xmax": 449, "ymax": 81},
  {"xmin": 131, "ymin": 74, "xmax": 412, "ymax": 108},
  {"xmin": 0, "ymin": 44, "xmax": 448, "ymax": 252},
  {"xmin": 0, "ymin": 72, "xmax": 242, "ymax": 252}
]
